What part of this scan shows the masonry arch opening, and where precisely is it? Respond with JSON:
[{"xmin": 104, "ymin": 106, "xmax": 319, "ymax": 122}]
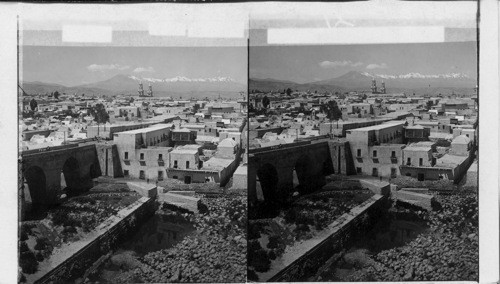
[
  {"xmin": 24, "ymin": 166, "xmax": 46, "ymax": 205},
  {"xmin": 62, "ymin": 157, "xmax": 81, "ymax": 194},
  {"xmin": 257, "ymin": 163, "xmax": 279, "ymax": 202}
]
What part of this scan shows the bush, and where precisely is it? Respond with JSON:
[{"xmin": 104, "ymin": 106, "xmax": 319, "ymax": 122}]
[
  {"xmin": 268, "ymin": 249, "xmax": 277, "ymax": 260},
  {"xmin": 250, "ymin": 249, "xmax": 271, "ymax": 272},
  {"xmin": 19, "ymin": 251, "xmax": 38, "ymax": 274},
  {"xmin": 62, "ymin": 226, "xmax": 77, "ymax": 234},
  {"xmin": 284, "ymin": 208, "xmax": 298, "ymax": 224},
  {"xmin": 247, "ymin": 268, "xmax": 259, "ymax": 282},
  {"xmin": 294, "ymin": 223, "xmax": 310, "ymax": 233},
  {"xmin": 248, "ymin": 239, "xmax": 262, "ymax": 253},
  {"xmin": 35, "ymin": 252, "xmax": 44, "ymax": 262},
  {"xmin": 20, "ymin": 230, "xmax": 29, "ymax": 242},
  {"xmin": 34, "ymin": 237, "xmax": 49, "ymax": 251},
  {"xmin": 295, "ymin": 212, "xmax": 314, "ymax": 226},
  {"xmin": 267, "ymin": 235, "xmax": 280, "ymax": 249},
  {"xmin": 248, "ymin": 222, "xmax": 262, "ymax": 240},
  {"xmin": 19, "ymin": 241, "xmax": 29, "ymax": 253}
]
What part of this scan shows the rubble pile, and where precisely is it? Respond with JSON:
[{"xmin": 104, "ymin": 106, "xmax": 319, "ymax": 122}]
[{"xmin": 123, "ymin": 195, "xmax": 247, "ymax": 283}]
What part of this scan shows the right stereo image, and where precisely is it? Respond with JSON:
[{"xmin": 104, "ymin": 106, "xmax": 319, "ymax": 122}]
[{"xmin": 247, "ymin": 3, "xmax": 479, "ymax": 282}]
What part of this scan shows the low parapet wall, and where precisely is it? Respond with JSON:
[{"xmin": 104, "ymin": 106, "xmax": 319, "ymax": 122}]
[
  {"xmin": 261, "ymin": 194, "xmax": 388, "ymax": 282},
  {"xmin": 32, "ymin": 197, "xmax": 155, "ymax": 284}
]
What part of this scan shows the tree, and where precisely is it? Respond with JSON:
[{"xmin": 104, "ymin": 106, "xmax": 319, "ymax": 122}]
[
  {"xmin": 426, "ymin": 100, "xmax": 434, "ymax": 110},
  {"xmin": 286, "ymin": 88, "xmax": 293, "ymax": 96},
  {"xmin": 269, "ymin": 115, "xmax": 279, "ymax": 125},
  {"xmin": 320, "ymin": 100, "xmax": 342, "ymax": 122},
  {"xmin": 193, "ymin": 104, "xmax": 200, "ymax": 114},
  {"xmin": 29, "ymin": 98, "xmax": 38, "ymax": 111},
  {"xmin": 53, "ymin": 91, "xmax": 60, "ymax": 100},
  {"xmin": 89, "ymin": 103, "xmax": 110, "ymax": 136},
  {"xmin": 262, "ymin": 96, "xmax": 270, "ymax": 109}
]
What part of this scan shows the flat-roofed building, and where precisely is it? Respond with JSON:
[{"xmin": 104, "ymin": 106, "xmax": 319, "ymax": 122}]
[
  {"xmin": 346, "ymin": 121, "xmax": 406, "ymax": 178},
  {"xmin": 113, "ymin": 124, "xmax": 173, "ymax": 180}
]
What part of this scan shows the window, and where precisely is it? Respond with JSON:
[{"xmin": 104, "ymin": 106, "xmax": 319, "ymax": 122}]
[
  {"xmin": 391, "ymin": 151, "xmax": 396, "ymax": 158},
  {"xmin": 357, "ymin": 149, "xmax": 361, "ymax": 157},
  {"xmin": 372, "ymin": 168, "xmax": 378, "ymax": 177},
  {"xmin": 373, "ymin": 150, "xmax": 377, "ymax": 158},
  {"xmin": 186, "ymin": 161, "xmax": 190, "ymax": 169},
  {"xmin": 356, "ymin": 167, "xmax": 362, "ymax": 174},
  {"xmin": 407, "ymin": 157, "xmax": 411, "ymax": 165},
  {"xmin": 140, "ymin": 153, "xmax": 144, "ymax": 160},
  {"xmin": 158, "ymin": 154, "xmax": 163, "ymax": 160},
  {"xmin": 391, "ymin": 168, "xmax": 397, "ymax": 178},
  {"xmin": 174, "ymin": 160, "xmax": 178, "ymax": 168},
  {"xmin": 419, "ymin": 158, "xmax": 423, "ymax": 166},
  {"xmin": 124, "ymin": 170, "xmax": 129, "ymax": 176},
  {"xmin": 139, "ymin": 170, "xmax": 145, "ymax": 180},
  {"xmin": 158, "ymin": 171, "xmax": 164, "ymax": 181},
  {"xmin": 124, "ymin": 152, "xmax": 129, "ymax": 159}
]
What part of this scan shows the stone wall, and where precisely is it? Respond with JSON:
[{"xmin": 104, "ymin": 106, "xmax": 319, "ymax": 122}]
[
  {"xmin": 34, "ymin": 197, "xmax": 155, "ymax": 284},
  {"xmin": 267, "ymin": 195, "xmax": 388, "ymax": 282},
  {"xmin": 95, "ymin": 143, "xmax": 122, "ymax": 178}
]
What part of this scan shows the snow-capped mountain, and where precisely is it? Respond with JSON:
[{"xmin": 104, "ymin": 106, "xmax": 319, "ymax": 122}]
[
  {"xmin": 128, "ymin": 75, "xmax": 238, "ymax": 83},
  {"xmin": 360, "ymin": 72, "xmax": 471, "ymax": 80},
  {"xmin": 22, "ymin": 74, "xmax": 246, "ymax": 97},
  {"xmin": 78, "ymin": 74, "xmax": 246, "ymax": 95},
  {"xmin": 313, "ymin": 71, "xmax": 476, "ymax": 90},
  {"xmin": 250, "ymin": 70, "xmax": 476, "ymax": 93}
]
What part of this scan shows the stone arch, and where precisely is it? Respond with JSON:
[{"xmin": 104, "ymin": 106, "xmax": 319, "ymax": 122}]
[
  {"xmin": 294, "ymin": 155, "xmax": 312, "ymax": 194},
  {"xmin": 62, "ymin": 156, "xmax": 81, "ymax": 193},
  {"xmin": 23, "ymin": 166, "xmax": 47, "ymax": 205},
  {"xmin": 257, "ymin": 163, "xmax": 279, "ymax": 202},
  {"xmin": 89, "ymin": 163, "xmax": 101, "ymax": 179}
]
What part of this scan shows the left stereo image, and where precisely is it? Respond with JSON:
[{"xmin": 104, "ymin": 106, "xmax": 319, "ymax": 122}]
[{"xmin": 18, "ymin": 11, "xmax": 248, "ymax": 283}]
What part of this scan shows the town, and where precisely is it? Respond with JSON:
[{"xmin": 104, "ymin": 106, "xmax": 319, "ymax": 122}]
[
  {"xmin": 247, "ymin": 76, "xmax": 478, "ymax": 282},
  {"xmin": 19, "ymin": 79, "xmax": 248, "ymax": 283}
]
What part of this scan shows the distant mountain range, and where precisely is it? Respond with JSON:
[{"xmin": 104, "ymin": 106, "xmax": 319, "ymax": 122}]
[
  {"xmin": 21, "ymin": 74, "xmax": 247, "ymax": 98},
  {"xmin": 250, "ymin": 71, "xmax": 477, "ymax": 94}
]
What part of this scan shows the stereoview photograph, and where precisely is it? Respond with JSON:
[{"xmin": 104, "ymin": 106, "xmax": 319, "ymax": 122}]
[
  {"xmin": 247, "ymin": 10, "xmax": 479, "ymax": 282},
  {"xmin": 18, "ymin": 16, "xmax": 248, "ymax": 283}
]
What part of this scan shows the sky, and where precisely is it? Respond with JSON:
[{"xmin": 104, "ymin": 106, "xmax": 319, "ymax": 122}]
[
  {"xmin": 21, "ymin": 46, "xmax": 247, "ymax": 86},
  {"xmin": 250, "ymin": 42, "xmax": 477, "ymax": 83}
]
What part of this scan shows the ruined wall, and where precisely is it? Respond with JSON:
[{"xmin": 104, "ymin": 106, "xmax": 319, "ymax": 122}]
[
  {"xmin": 35, "ymin": 197, "xmax": 155, "ymax": 284},
  {"xmin": 268, "ymin": 195, "xmax": 388, "ymax": 282}
]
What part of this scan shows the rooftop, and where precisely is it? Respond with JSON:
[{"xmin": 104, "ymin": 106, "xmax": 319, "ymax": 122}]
[
  {"xmin": 117, "ymin": 123, "xmax": 172, "ymax": 134},
  {"xmin": 348, "ymin": 121, "xmax": 404, "ymax": 132}
]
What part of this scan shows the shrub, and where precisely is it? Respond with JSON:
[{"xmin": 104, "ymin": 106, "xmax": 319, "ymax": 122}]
[
  {"xmin": 250, "ymin": 249, "xmax": 271, "ymax": 272},
  {"xmin": 267, "ymin": 235, "xmax": 280, "ymax": 249},
  {"xmin": 34, "ymin": 237, "xmax": 49, "ymax": 251},
  {"xmin": 295, "ymin": 212, "xmax": 314, "ymax": 226},
  {"xmin": 19, "ymin": 251, "xmax": 38, "ymax": 274},
  {"xmin": 35, "ymin": 252, "xmax": 44, "ymax": 262},
  {"xmin": 268, "ymin": 249, "xmax": 277, "ymax": 260},
  {"xmin": 294, "ymin": 223, "xmax": 310, "ymax": 232},
  {"xmin": 19, "ymin": 241, "xmax": 29, "ymax": 253},
  {"xmin": 248, "ymin": 223, "xmax": 261, "ymax": 240},
  {"xmin": 62, "ymin": 226, "xmax": 77, "ymax": 234},
  {"xmin": 247, "ymin": 268, "xmax": 259, "ymax": 282},
  {"xmin": 248, "ymin": 239, "xmax": 262, "ymax": 253},
  {"xmin": 284, "ymin": 208, "xmax": 298, "ymax": 224},
  {"xmin": 20, "ymin": 230, "xmax": 29, "ymax": 242}
]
